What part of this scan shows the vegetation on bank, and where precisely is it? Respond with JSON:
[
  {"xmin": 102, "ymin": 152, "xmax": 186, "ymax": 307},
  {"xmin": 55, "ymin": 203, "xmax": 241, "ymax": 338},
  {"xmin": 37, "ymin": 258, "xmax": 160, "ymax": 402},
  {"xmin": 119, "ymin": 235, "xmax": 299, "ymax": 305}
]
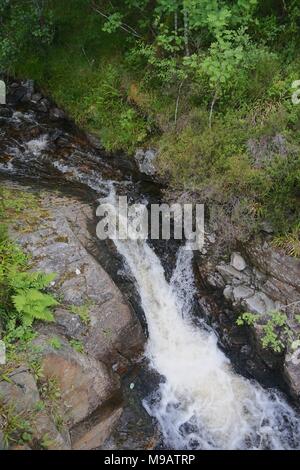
[
  {"xmin": 0, "ymin": 0, "xmax": 300, "ymax": 251},
  {"xmin": 0, "ymin": 188, "xmax": 61, "ymax": 448},
  {"xmin": 237, "ymin": 309, "xmax": 300, "ymax": 353}
]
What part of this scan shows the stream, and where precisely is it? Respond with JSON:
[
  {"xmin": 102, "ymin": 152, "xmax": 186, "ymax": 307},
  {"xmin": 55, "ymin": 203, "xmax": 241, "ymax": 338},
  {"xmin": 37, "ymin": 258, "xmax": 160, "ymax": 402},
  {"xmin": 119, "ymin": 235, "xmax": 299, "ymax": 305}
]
[{"xmin": 1, "ymin": 82, "xmax": 300, "ymax": 450}]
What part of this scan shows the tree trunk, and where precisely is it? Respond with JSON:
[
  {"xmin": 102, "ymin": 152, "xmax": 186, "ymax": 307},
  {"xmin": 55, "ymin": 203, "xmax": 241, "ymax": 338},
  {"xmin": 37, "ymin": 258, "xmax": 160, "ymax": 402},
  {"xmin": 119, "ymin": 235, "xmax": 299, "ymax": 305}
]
[{"xmin": 183, "ymin": 8, "xmax": 190, "ymax": 56}]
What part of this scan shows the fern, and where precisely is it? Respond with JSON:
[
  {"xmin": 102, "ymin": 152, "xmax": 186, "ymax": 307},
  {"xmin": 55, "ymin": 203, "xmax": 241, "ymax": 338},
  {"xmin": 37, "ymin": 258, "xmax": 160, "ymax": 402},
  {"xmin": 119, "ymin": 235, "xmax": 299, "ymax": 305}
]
[
  {"xmin": 8, "ymin": 271, "xmax": 56, "ymax": 291},
  {"xmin": 5, "ymin": 270, "xmax": 58, "ymax": 326},
  {"xmin": 12, "ymin": 290, "xmax": 58, "ymax": 326}
]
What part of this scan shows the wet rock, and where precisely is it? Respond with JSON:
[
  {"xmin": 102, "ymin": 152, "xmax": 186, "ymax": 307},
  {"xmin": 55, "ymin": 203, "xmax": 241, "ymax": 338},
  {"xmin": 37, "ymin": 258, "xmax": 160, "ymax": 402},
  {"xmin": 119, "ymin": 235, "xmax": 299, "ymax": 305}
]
[
  {"xmin": 49, "ymin": 107, "xmax": 66, "ymax": 121},
  {"xmin": 0, "ymin": 107, "xmax": 13, "ymax": 118},
  {"xmin": 84, "ymin": 301, "xmax": 144, "ymax": 365},
  {"xmin": 23, "ymin": 79, "xmax": 35, "ymax": 95},
  {"xmin": 31, "ymin": 93, "xmax": 42, "ymax": 103},
  {"xmin": 7, "ymin": 86, "xmax": 27, "ymax": 106},
  {"xmin": 284, "ymin": 348, "xmax": 300, "ymax": 400},
  {"xmin": 134, "ymin": 148, "xmax": 157, "ymax": 175},
  {"xmin": 230, "ymin": 252, "xmax": 247, "ymax": 271},
  {"xmin": 37, "ymin": 98, "xmax": 50, "ymax": 113}
]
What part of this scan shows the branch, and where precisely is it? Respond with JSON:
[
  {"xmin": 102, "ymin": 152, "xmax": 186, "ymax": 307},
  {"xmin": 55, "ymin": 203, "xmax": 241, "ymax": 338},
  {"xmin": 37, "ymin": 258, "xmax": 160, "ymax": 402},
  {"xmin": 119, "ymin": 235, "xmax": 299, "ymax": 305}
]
[
  {"xmin": 92, "ymin": 4, "xmax": 142, "ymax": 39},
  {"xmin": 183, "ymin": 8, "xmax": 190, "ymax": 57},
  {"xmin": 174, "ymin": 79, "xmax": 185, "ymax": 129},
  {"xmin": 209, "ymin": 90, "xmax": 218, "ymax": 129}
]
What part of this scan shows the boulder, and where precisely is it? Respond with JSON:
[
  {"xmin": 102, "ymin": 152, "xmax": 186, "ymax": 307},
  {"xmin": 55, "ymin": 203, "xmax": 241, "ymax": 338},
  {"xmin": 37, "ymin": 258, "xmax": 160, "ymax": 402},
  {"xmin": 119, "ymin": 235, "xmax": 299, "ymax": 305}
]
[
  {"xmin": 232, "ymin": 286, "xmax": 254, "ymax": 303},
  {"xmin": 207, "ymin": 273, "xmax": 225, "ymax": 289},
  {"xmin": 242, "ymin": 292, "xmax": 275, "ymax": 315},
  {"xmin": 0, "ymin": 107, "xmax": 13, "ymax": 118},
  {"xmin": 32, "ymin": 411, "xmax": 71, "ymax": 450},
  {"xmin": 216, "ymin": 264, "xmax": 250, "ymax": 286},
  {"xmin": 71, "ymin": 403, "xmax": 123, "ymax": 450},
  {"xmin": 32, "ymin": 334, "xmax": 119, "ymax": 427},
  {"xmin": 0, "ymin": 366, "xmax": 70, "ymax": 449},
  {"xmin": 0, "ymin": 367, "xmax": 40, "ymax": 412},
  {"xmin": 31, "ymin": 93, "xmax": 42, "ymax": 103},
  {"xmin": 134, "ymin": 148, "xmax": 157, "ymax": 175},
  {"xmin": 49, "ymin": 107, "xmax": 66, "ymax": 121},
  {"xmin": 284, "ymin": 348, "xmax": 300, "ymax": 400},
  {"xmin": 223, "ymin": 285, "xmax": 233, "ymax": 301},
  {"xmin": 245, "ymin": 242, "xmax": 300, "ymax": 291},
  {"xmin": 37, "ymin": 98, "xmax": 50, "ymax": 113},
  {"xmin": 230, "ymin": 252, "xmax": 247, "ymax": 271}
]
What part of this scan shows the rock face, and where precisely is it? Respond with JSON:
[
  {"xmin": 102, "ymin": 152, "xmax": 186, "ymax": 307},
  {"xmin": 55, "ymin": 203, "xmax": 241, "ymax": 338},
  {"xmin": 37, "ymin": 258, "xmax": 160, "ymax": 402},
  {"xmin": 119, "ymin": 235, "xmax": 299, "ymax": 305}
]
[
  {"xmin": 32, "ymin": 334, "xmax": 119, "ymax": 427},
  {"xmin": 284, "ymin": 348, "xmax": 300, "ymax": 400},
  {"xmin": 199, "ymin": 235, "xmax": 300, "ymax": 400},
  {"xmin": 12, "ymin": 189, "xmax": 145, "ymax": 368},
  {"xmin": 0, "ymin": 367, "xmax": 70, "ymax": 450},
  {"xmin": 1, "ymin": 181, "xmax": 146, "ymax": 450}
]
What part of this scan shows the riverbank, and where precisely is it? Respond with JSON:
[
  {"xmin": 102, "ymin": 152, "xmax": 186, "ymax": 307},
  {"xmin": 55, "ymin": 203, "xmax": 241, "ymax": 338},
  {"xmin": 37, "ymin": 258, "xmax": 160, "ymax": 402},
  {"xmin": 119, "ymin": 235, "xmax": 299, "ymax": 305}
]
[{"xmin": 7, "ymin": 1, "xmax": 299, "ymax": 259}]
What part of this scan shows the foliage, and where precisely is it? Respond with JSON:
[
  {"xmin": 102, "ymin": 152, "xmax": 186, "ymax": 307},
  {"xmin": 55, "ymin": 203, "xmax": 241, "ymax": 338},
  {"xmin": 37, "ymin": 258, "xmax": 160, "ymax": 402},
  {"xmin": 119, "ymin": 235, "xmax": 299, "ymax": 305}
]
[
  {"xmin": 0, "ymin": 0, "xmax": 54, "ymax": 71},
  {"xmin": 260, "ymin": 311, "xmax": 287, "ymax": 353},
  {"xmin": 0, "ymin": 189, "xmax": 58, "ymax": 336},
  {"xmin": 236, "ymin": 309, "xmax": 300, "ymax": 354},
  {"xmin": 69, "ymin": 339, "xmax": 84, "ymax": 354},
  {"xmin": 272, "ymin": 224, "xmax": 300, "ymax": 258},
  {"xmin": 0, "ymin": 402, "xmax": 33, "ymax": 448},
  {"xmin": 39, "ymin": 376, "xmax": 64, "ymax": 431},
  {"xmin": 1, "ymin": 1, "xmax": 299, "ymax": 243},
  {"xmin": 236, "ymin": 312, "xmax": 257, "ymax": 327},
  {"xmin": 48, "ymin": 337, "xmax": 62, "ymax": 350},
  {"xmin": 69, "ymin": 303, "xmax": 91, "ymax": 326},
  {"xmin": 3, "ymin": 270, "xmax": 58, "ymax": 327}
]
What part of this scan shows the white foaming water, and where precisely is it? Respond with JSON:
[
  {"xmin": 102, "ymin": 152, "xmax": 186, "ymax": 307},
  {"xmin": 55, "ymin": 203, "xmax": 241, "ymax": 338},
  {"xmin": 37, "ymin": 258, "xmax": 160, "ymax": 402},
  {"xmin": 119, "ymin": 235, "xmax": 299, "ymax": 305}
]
[
  {"xmin": 102, "ymin": 189, "xmax": 300, "ymax": 449},
  {"xmin": 25, "ymin": 135, "xmax": 48, "ymax": 157}
]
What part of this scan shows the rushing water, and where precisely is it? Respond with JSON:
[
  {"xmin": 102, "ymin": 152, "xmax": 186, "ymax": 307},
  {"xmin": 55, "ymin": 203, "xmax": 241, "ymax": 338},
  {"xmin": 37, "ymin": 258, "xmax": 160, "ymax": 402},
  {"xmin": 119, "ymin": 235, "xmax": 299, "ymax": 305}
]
[
  {"xmin": 102, "ymin": 190, "xmax": 300, "ymax": 450},
  {"xmin": 1, "ymin": 102, "xmax": 300, "ymax": 450}
]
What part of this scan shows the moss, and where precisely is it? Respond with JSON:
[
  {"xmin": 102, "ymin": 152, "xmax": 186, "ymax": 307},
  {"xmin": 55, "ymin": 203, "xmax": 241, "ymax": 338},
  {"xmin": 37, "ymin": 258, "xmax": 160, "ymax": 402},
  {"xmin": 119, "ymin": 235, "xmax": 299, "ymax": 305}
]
[{"xmin": 54, "ymin": 236, "xmax": 69, "ymax": 244}]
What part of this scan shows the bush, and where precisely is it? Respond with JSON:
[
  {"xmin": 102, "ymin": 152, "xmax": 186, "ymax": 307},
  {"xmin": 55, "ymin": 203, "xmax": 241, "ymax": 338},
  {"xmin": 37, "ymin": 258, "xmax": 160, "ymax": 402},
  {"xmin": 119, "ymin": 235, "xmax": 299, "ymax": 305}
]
[{"xmin": 0, "ymin": 0, "xmax": 54, "ymax": 72}]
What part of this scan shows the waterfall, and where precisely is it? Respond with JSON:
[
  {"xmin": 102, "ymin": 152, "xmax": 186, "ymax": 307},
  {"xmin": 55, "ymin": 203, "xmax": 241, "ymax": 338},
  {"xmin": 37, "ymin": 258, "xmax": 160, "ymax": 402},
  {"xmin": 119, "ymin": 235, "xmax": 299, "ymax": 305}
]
[{"xmin": 102, "ymin": 189, "xmax": 300, "ymax": 450}]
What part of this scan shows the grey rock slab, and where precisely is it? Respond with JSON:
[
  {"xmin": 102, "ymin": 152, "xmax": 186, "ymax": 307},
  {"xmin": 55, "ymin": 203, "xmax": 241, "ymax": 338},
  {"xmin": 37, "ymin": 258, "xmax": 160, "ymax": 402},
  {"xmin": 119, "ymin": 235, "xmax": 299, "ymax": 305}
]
[
  {"xmin": 284, "ymin": 348, "xmax": 300, "ymax": 400},
  {"xmin": 216, "ymin": 264, "xmax": 250, "ymax": 286},
  {"xmin": 230, "ymin": 252, "xmax": 247, "ymax": 271},
  {"xmin": 232, "ymin": 286, "xmax": 255, "ymax": 303},
  {"xmin": 243, "ymin": 292, "xmax": 275, "ymax": 315}
]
